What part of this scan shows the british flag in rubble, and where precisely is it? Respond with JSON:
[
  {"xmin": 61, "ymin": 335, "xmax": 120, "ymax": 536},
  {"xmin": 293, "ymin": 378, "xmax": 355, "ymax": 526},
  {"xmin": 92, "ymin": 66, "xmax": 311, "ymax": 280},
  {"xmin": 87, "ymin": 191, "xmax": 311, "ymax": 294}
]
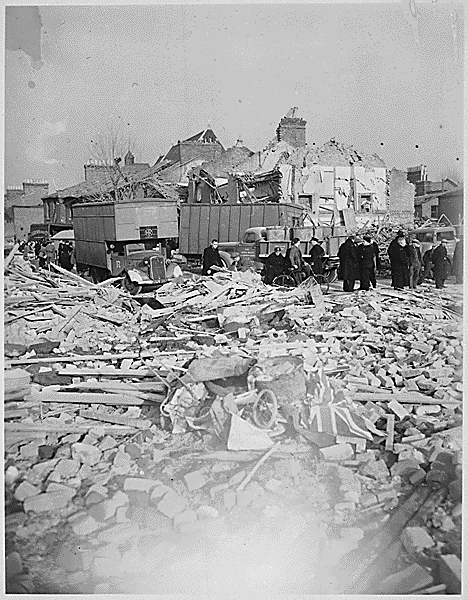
[{"xmin": 306, "ymin": 369, "xmax": 374, "ymax": 440}]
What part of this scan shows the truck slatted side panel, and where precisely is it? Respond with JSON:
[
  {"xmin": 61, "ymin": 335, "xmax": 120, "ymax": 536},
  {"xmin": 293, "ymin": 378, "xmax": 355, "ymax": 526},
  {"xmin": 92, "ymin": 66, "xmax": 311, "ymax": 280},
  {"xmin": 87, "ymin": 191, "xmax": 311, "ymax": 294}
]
[
  {"xmin": 228, "ymin": 206, "xmax": 241, "ymax": 242},
  {"xmin": 189, "ymin": 207, "xmax": 201, "ymax": 255},
  {"xmin": 179, "ymin": 203, "xmax": 305, "ymax": 256},
  {"xmin": 208, "ymin": 205, "xmax": 221, "ymax": 246},
  {"xmin": 199, "ymin": 205, "xmax": 211, "ymax": 255}
]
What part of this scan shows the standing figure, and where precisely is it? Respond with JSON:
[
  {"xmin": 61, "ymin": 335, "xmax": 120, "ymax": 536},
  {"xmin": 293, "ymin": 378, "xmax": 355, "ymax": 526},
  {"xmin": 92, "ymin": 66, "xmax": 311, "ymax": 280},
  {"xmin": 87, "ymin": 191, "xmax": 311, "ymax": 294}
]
[
  {"xmin": 387, "ymin": 230, "xmax": 405, "ymax": 287},
  {"xmin": 59, "ymin": 242, "xmax": 74, "ymax": 271},
  {"xmin": 431, "ymin": 239, "xmax": 451, "ymax": 289},
  {"xmin": 288, "ymin": 238, "xmax": 312, "ymax": 284},
  {"xmin": 338, "ymin": 236, "xmax": 360, "ymax": 292},
  {"xmin": 309, "ymin": 237, "xmax": 324, "ymax": 276},
  {"xmin": 451, "ymin": 237, "xmax": 463, "ymax": 284},
  {"xmin": 44, "ymin": 240, "xmax": 56, "ymax": 269},
  {"xmin": 264, "ymin": 246, "xmax": 286, "ymax": 284},
  {"xmin": 408, "ymin": 239, "xmax": 423, "ymax": 289},
  {"xmin": 202, "ymin": 239, "xmax": 224, "ymax": 275},
  {"xmin": 370, "ymin": 238, "xmax": 381, "ymax": 288},
  {"xmin": 390, "ymin": 235, "xmax": 410, "ymax": 290},
  {"xmin": 422, "ymin": 245, "xmax": 434, "ymax": 281},
  {"xmin": 358, "ymin": 236, "xmax": 375, "ymax": 291}
]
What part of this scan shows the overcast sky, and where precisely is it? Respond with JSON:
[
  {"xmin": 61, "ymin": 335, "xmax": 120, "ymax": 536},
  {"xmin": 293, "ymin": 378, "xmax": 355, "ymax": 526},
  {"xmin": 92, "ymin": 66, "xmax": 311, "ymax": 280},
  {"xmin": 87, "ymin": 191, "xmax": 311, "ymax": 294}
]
[{"xmin": 5, "ymin": 1, "xmax": 464, "ymax": 192}]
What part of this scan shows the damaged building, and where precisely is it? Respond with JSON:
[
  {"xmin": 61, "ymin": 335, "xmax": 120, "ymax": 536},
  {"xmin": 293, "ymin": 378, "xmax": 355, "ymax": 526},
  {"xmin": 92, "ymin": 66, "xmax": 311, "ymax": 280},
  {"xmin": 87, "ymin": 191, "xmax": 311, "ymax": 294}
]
[{"xmin": 188, "ymin": 109, "xmax": 415, "ymax": 228}]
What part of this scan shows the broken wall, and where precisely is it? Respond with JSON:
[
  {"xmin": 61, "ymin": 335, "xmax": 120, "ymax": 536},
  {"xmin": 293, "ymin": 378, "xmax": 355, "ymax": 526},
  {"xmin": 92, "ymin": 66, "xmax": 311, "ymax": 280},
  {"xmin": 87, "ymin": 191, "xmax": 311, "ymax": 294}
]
[{"xmin": 388, "ymin": 168, "xmax": 415, "ymax": 225}]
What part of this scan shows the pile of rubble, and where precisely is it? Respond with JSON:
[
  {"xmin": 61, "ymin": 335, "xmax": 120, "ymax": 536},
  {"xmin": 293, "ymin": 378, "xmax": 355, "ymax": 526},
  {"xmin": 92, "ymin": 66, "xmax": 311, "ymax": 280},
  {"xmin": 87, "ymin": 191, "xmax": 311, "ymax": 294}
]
[{"xmin": 4, "ymin": 256, "xmax": 462, "ymax": 594}]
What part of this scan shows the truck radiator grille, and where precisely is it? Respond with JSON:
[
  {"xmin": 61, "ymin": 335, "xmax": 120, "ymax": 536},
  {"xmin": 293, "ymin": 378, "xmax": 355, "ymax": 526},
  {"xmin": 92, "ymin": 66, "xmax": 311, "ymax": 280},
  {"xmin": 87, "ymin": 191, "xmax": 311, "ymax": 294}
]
[{"xmin": 150, "ymin": 256, "xmax": 166, "ymax": 283}]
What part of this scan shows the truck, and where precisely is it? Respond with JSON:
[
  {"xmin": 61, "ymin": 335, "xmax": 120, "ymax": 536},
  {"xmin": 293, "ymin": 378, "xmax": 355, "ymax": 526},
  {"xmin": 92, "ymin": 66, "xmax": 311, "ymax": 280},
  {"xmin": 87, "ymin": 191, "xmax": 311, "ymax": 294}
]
[
  {"xmin": 28, "ymin": 223, "xmax": 72, "ymax": 242},
  {"xmin": 72, "ymin": 199, "xmax": 179, "ymax": 293},
  {"xmin": 179, "ymin": 202, "xmax": 306, "ymax": 260}
]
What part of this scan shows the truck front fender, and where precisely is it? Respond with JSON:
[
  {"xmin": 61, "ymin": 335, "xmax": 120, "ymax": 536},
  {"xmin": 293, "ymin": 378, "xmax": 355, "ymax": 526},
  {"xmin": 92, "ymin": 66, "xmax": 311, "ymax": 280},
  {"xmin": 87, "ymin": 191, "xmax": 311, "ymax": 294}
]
[{"xmin": 125, "ymin": 268, "xmax": 153, "ymax": 285}]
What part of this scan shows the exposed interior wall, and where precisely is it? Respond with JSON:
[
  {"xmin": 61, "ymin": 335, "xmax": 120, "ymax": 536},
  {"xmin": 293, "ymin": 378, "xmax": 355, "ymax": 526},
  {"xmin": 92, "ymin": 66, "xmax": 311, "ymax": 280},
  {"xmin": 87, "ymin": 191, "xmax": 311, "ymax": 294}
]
[{"xmin": 388, "ymin": 168, "xmax": 415, "ymax": 225}]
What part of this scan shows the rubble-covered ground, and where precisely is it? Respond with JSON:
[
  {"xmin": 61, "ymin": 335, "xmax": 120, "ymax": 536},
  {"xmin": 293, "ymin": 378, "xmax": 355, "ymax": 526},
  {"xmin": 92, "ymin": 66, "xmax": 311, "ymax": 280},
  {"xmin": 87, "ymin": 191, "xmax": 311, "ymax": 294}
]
[{"xmin": 4, "ymin": 257, "xmax": 463, "ymax": 595}]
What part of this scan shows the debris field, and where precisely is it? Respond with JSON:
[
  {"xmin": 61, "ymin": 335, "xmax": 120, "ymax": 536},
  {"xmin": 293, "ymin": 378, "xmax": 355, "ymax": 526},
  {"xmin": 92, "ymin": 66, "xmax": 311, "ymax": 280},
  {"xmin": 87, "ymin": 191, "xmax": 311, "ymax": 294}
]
[{"xmin": 4, "ymin": 257, "xmax": 463, "ymax": 595}]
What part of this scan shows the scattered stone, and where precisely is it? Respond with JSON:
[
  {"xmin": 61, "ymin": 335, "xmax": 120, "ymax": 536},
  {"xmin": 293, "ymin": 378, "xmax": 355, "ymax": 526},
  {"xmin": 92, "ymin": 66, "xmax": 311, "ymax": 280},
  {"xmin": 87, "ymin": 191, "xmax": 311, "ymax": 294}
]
[
  {"xmin": 14, "ymin": 481, "xmax": 41, "ymax": 502},
  {"xmin": 184, "ymin": 470, "xmax": 208, "ymax": 491},
  {"xmin": 72, "ymin": 443, "xmax": 102, "ymax": 466},
  {"xmin": 53, "ymin": 458, "xmax": 81, "ymax": 479},
  {"xmin": 6, "ymin": 552, "xmax": 24, "ymax": 577},
  {"xmin": 361, "ymin": 459, "xmax": 390, "ymax": 480},
  {"xmin": 46, "ymin": 482, "xmax": 76, "ymax": 499},
  {"xmin": 23, "ymin": 491, "xmax": 71, "ymax": 513},
  {"xmin": 401, "ymin": 526, "xmax": 435, "ymax": 553},
  {"xmin": 72, "ymin": 515, "xmax": 101, "ymax": 536},
  {"xmin": 112, "ymin": 450, "xmax": 132, "ymax": 474},
  {"xmin": 437, "ymin": 554, "xmax": 461, "ymax": 594},
  {"xmin": 156, "ymin": 491, "xmax": 187, "ymax": 519},
  {"xmin": 320, "ymin": 443, "xmax": 354, "ymax": 461},
  {"xmin": 124, "ymin": 477, "xmax": 159, "ymax": 493}
]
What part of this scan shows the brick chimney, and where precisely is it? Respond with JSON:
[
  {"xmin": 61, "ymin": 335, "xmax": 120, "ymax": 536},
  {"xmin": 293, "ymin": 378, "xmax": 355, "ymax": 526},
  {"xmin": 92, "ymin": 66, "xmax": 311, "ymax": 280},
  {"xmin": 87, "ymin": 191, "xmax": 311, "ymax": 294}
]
[
  {"xmin": 5, "ymin": 186, "xmax": 24, "ymax": 209},
  {"xmin": 22, "ymin": 180, "xmax": 49, "ymax": 199},
  {"xmin": 276, "ymin": 108, "xmax": 307, "ymax": 148}
]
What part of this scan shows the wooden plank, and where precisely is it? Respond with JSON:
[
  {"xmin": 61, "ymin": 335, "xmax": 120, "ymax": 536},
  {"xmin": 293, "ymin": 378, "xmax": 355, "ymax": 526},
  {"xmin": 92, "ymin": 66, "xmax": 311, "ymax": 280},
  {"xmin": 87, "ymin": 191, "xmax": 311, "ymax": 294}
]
[
  {"xmin": 352, "ymin": 392, "xmax": 460, "ymax": 405},
  {"xmin": 50, "ymin": 262, "xmax": 98, "ymax": 286},
  {"xmin": 385, "ymin": 414, "xmax": 395, "ymax": 451},
  {"xmin": 4, "ymin": 305, "xmax": 55, "ymax": 325},
  {"xmin": 4, "ymin": 243, "xmax": 19, "ymax": 270},
  {"xmin": 79, "ymin": 409, "xmax": 151, "ymax": 429},
  {"xmin": 5, "ymin": 422, "xmax": 136, "ymax": 435},
  {"xmin": 31, "ymin": 391, "xmax": 147, "ymax": 405},
  {"xmin": 54, "ymin": 306, "xmax": 83, "ymax": 334},
  {"xmin": 6, "ymin": 352, "xmax": 142, "ymax": 366}
]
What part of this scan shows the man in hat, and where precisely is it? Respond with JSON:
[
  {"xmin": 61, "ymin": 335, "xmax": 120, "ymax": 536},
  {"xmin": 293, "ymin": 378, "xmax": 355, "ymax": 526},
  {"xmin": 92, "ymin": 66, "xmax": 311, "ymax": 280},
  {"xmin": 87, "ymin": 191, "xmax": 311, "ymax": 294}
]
[
  {"xmin": 357, "ymin": 236, "xmax": 375, "ymax": 291},
  {"xmin": 390, "ymin": 234, "xmax": 410, "ymax": 290},
  {"xmin": 408, "ymin": 238, "xmax": 423, "ymax": 289},
  {"xmin": 431, "ymin": 239, "xmax": 451, "ymax": 289},
  {"xmin": 338, "ymin": 235, "xmax": 360, "ymax": 292},
  {"xmin": 288, "ymin": 238, "xmax": 311, "ymax": 284},
  {"xmin": 309, "ymin": 237, "xmax": 325, "ymax": 276},
  {"xmin": 202, "ymin": 239, "xmax": 224, "ymax": 275},
  {"xmin": 387, "ymin": 230, "xmax": 406, "ymax": 287},
  {"xmin": 264, "ymin": 246, "xmax": 286, "ymax": 284},
  {"xmin": 451, "ymin": 237, "xmax": 463, "ymax": 284}
]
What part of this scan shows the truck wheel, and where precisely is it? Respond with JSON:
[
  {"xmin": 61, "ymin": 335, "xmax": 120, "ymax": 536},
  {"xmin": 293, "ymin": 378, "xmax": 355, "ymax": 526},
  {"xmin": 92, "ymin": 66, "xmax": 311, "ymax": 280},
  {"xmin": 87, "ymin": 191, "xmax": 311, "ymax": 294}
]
[
  {"xmin": 324, "ymin": 268, "xmax": 338, "ymax": 284},
  {"xmin": 90, "ymin": 266, "xmax": 110, "ymax": 283},
  {"xmin": 123, "ymin": 274, "xmax": 142, "ymax": 295}
]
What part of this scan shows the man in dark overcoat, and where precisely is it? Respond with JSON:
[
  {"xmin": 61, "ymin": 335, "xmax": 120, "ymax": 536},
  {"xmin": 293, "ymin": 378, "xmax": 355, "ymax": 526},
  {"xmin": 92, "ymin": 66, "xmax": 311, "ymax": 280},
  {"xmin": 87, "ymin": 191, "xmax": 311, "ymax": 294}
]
[
  {"xmin": 431, "ymin": 239, "xmax": 451, "ymax": 289},
  {"xmin": 309, "ymin": 237, "xmax": 325, "ymax": 276},
  {"xmin": 202, "ymin": 239, "xmax": 224, "ymax": 275},
  {"xmin": 264, "ymin": 247, "xmax": 286, "ymax": 284},
  {"xmin": 357, "ymin": 236, "xmax": 375, "ymax": 291},
  {"xmin": 391, "ymin": 235, "xmax": 410, "ymax": 290},
  {"xmin": 338, "ymin": 236, "xmax": 360, "ymax": 292}
]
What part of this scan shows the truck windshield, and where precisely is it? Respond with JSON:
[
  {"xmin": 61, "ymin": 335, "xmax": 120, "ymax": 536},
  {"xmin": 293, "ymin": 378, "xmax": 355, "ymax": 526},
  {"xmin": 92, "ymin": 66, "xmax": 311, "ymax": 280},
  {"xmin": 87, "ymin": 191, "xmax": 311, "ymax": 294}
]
[
  {"xmin": 415, "ymin": 232, "xmax": 434, "ymax": 243},
  {"xmin": 126, "ymin": 244, "xmax": 146, "ymax": 254},
  {"xmin": 436, "ymin": 230, "xmax": 455, "ymax": 241}
]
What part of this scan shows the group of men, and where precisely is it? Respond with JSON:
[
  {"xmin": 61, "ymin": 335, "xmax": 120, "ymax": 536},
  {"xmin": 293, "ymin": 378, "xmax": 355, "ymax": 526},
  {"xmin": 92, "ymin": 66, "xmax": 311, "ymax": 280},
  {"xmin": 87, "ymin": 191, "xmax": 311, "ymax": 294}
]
[
  {"xmin": 387, "ymin": 230, "xmax": 461, "ymax": 290},
  {"xmin": 337, "ymin": 235, "xmax": 380, "ymax": 292},
  {"xmin": 201, "ymin": 231, "xmax": 463, "ymax": 292},
  {"xmin": 19, "ymin": 239, "xmax": 75, "ymax": 271}
]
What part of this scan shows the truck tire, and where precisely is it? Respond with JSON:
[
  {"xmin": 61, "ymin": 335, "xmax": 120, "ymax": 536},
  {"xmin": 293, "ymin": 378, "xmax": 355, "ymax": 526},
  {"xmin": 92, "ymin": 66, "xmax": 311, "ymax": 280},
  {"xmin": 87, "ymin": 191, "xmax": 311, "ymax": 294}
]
[
  {"xmin": 90, "ymin": 266, "xmax": 111, "ymax": 284},
  {"xmin": 218, "ymin": 250, "xmax": 232, "ymax": 268},
  {"xmin": 122, "ymin": 274, "xmax": 142, "ymax": 295}
]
